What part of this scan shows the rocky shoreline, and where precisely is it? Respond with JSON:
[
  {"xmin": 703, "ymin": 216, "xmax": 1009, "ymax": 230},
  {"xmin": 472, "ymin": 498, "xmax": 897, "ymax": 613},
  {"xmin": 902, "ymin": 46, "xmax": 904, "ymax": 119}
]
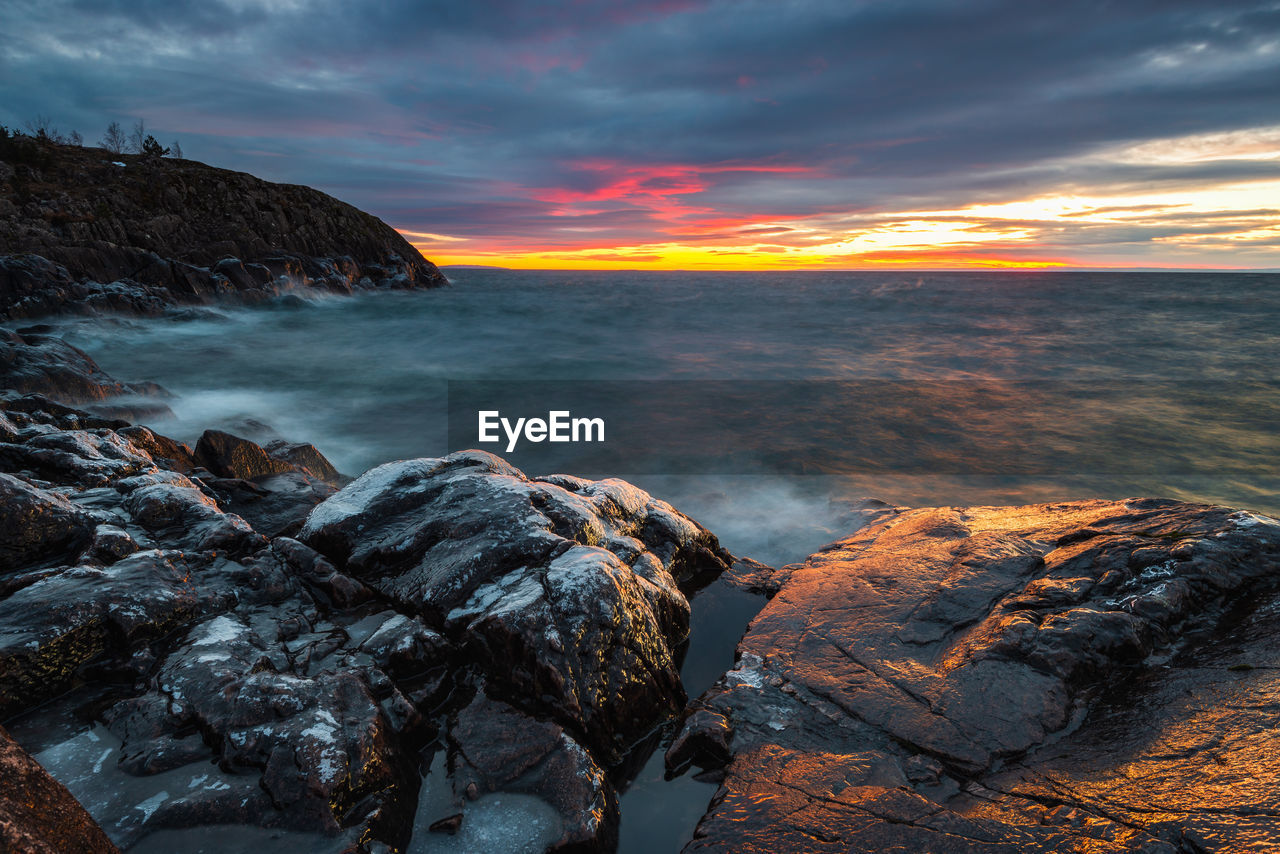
[
  {"xmin": 4, "ymin": 140, "xmax": 1280, "ymax": 853},
  {"xmin": 0, "ymin": 366, "xmax": 735, "ymax": 851},
  {"xmin": 4, "ymin": 329, "xmax": 1280, "ymax": 854}
]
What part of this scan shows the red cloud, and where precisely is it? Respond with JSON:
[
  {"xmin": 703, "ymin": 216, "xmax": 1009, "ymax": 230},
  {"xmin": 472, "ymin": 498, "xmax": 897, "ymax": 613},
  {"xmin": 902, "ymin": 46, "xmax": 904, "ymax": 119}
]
[{"xmin": 531, "ymin": 160, "xmax": 816, "ymax": 220}]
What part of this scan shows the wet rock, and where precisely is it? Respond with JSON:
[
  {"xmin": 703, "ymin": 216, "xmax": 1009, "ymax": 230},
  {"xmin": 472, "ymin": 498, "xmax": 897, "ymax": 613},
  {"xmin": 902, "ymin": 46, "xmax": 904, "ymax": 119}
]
[
  {"xmin": 0, "ymin": 327, "xmax": 162, "ymax": 403},
  {"xmin": 0, "ymin": 724, "xmax": 119, "ymax": 853},
  {"xmin": 0, "ymin": 391, "xmax": 130, "ymax": 431},
  {"xmin": 99, "ymin": 606, "xmax": 428, "ymax": 848},
  {"xmin": 0, "ymin": 393, "xmax": 746, "ymax": 850},
  {"xmin": 677, "ymin": 499, "xmax": 1280, "ymax": 852},
  {"xmin": 0, "ymin": 409, "xmax": 17, "ymax": 443},
  {"xmin": 665, "ymin": 708, "xmax": 733, "ymax": 775},
  {"xmin": 4, "ymin": 427, "xmax": 158, "ymax": 486},
  {"xmin": 721, "ymin": 557, "xmax": 784, "ymax": 596},
  {"xmin": 194, "ymin": 429, "xmax": 295, "ymax": 481},
  {"xmin": 117, "ymin": 425, "xmax": 195, "ymax": 473},
  {"xmin": 0, "ymin": 549, "xmax": 237, "ymax": 717},
  {"xmin": 429, "ymin": 812, "xmax": 463, "ymax": 834},
  {"xmin": 0, "ymin": 471, "xmax": 93, "ymax": 571},
  {"xmin": 121, "ymin": 475, "xmax": 264, "ymax": 554},
  {"xmin": 192, "ymin": 431, "xmax": 340, "ymax": 537},
  {"xmin": 198, "ymin": 471, "xmax": 337, "ymax": 539},
  {"xmin": 82, "ymin": 523, "xmax": 140, "ymax": 564},
  {"xmin": 300, "ymin": 451, "xmax": 732, "ymax": 763},
  {"xmin": 448, "ymin": 690, "xmax": 616, "ymax": 851},
  {"xmin": 269, "ymin": 536, "xmax": 373, "ymax": 610},
  {"xmin": 264, "ymin": 438, "xmax": 343, "ymax": 484}
]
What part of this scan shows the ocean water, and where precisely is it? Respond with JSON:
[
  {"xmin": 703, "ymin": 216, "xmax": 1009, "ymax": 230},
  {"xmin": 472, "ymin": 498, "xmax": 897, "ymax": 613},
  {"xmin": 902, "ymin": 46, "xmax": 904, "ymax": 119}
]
[
  {"xmin": 50, "ymin": 268, "xmax": 1280, "ymax": 568},
  {"xmin": 28, "ymin": 269, "xmax": 1280, "ymax": 851}
]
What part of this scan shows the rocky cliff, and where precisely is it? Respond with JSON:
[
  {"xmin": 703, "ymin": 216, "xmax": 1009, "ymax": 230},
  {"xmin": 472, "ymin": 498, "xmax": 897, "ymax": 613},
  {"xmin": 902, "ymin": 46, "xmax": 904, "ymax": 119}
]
[{"xmin": 0, "ymin": 136, "xmax": 447, "ymax": 319}]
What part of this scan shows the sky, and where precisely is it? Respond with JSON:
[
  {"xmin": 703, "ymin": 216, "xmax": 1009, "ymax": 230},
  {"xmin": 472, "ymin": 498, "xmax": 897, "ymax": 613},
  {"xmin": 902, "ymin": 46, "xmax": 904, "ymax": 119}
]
[{"xmin": 2, "ymin": 0, "xmax": 1279, "ymax": 270}]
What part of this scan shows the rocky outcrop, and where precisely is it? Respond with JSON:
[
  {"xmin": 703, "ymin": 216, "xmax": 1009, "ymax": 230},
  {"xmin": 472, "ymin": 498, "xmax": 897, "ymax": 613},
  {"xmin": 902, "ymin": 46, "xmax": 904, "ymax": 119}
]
[
  {"xmin": 0, "ymin": 724, "xmax": 119, "ymax": 854},
  {"xmin": 299, "ymin": 454, "xmax": 731, "ymax": 762},
  {"xmin": 295, "ymin": 452, "xmax": 733, "ymax": 843},
  {"xmin": 1, "ymin": 327, "xmax": 168, "ymax": 404},
  {"xmin": 672, "ymin": 499, "xmax": 1280, "ymax": 853},
  {"xmin": 0, "ymin": 391, "xmax": 733, "ymax": 851},
  {"xmin": 0, "ymin": 137, "xmax": 447, "ymax": 319}
]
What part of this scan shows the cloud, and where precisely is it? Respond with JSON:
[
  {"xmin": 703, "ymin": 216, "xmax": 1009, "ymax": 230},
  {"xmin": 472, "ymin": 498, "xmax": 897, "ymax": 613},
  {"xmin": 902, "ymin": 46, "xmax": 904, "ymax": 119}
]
[{"xmin": 1, "ymin": 0, "xmax": 1279, "ymax": 267}]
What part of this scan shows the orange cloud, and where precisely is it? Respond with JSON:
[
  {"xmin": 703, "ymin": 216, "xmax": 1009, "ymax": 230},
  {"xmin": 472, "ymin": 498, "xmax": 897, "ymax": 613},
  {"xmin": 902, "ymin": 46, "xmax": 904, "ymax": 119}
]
[{"xmin": 407, "ymin": 131, "xmax": 1280, "ymax": 270}]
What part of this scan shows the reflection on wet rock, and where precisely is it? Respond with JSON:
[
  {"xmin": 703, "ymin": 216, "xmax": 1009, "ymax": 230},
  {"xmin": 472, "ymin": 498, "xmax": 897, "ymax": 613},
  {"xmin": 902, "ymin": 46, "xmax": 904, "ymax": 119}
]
[{"xmin": 676, "ymin": 499, "xmax": 1280, "ymax": 852}]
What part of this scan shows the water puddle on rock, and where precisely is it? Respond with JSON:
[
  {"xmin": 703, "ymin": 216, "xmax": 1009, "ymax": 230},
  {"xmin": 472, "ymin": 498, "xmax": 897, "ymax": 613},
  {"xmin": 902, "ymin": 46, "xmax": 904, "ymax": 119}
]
[
  {"xmin": 409, "ymin": 749, "xmax": 564, "ymax": 853},
  {"xmin": 614, "ymin": 577, "xmax": 768, "ymax": 853}
]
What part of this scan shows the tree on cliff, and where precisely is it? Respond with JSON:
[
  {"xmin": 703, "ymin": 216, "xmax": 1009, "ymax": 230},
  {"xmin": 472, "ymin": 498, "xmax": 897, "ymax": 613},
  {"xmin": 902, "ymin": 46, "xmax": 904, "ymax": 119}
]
[
  {"xmin": 100, "ymin": 122, "xmax": 126, "ymax": 155},
  {"xmin": 140, "ymin": 135, "xmax": 170, "ymax": 159},
  {"xmin": 128, "ymin": 119, "xmax": 148, "ymax": 154},
  {"xmin": 21, "ymin": 115, "xmax": 80, "ymax": 146},
  {"xmin": 23, "ymin": 114, "xmax": 56, "ymax": 141},
  {"xmin": 170, "ymin": 139, "xmax": 183, "ymax": 159}
]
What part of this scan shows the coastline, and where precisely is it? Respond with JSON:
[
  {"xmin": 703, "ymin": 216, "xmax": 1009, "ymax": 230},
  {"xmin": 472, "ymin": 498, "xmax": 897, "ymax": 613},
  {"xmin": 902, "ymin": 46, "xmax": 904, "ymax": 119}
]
[{"xmin": 2, "ymin": 141, "xmax": 1280, "ymax": 853}]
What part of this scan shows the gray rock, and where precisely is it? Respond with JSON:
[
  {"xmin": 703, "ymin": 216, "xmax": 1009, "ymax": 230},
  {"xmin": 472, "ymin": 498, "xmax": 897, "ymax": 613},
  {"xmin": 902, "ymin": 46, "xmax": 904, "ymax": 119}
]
[{"xmin": 300, "ymin": 451, "xmax": 732, "ymax": 763}]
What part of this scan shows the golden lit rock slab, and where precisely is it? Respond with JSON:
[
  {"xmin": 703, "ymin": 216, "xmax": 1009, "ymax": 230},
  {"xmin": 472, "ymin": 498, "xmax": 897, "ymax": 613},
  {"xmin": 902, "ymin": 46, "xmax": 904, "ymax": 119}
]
[{"xmin": 676, "ymin": 499, "xmax": 1280, "ymax": 852}]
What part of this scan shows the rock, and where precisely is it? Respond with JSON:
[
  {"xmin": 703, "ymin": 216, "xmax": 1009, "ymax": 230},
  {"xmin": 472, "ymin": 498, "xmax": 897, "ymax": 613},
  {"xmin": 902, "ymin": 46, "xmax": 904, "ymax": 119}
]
[
  {"xmin": 194, "ymin": 429, "xmax": 296, "ymax": 480},
  {"xmin": 447, "ymin": 690, "xmax": 616, "ymax": 851},
  {"xmin": 116, "ymin": 612, "xmax": 421, "ymax": 841},
  {"xmin": 300, "ymin": 451, "xmax": 732, "ymax": 764},
  {"xmin": 0, "ymin": 471, "xmax": 93, "ymax": 571},
  {"xmin": 0, "ymin": 724, "xmax": 119, "ymax": 854},
  {"xmin": 429, "ymin": 813, "xmax": 463, "ymax": 835},
  {"xmin": 0, "ymin": 327, "xmax": 164, "ymax": 403},
  {"xmin": 0, "ymin": 395, "xmax": 692, "ymax": 849},
  {"xmin": 0, "ymin": 549, "xmax": 237, "ymax": 717},
  {"xmin": 0, "ymin": 391, "xmax": 130, "ymax": 430},
  {"xmin": 121, "ymin": 475, "xmax": 265, "ymax": 553},
  {"xmin": 676, "ymin": 499, "xmax": 1280, "ymax": 852},
  {"xmin": 721, "ymin": 556, "xmax": 785, "ymax": 596},
  {"xmin": 192, "ymin": 431, "xmax": 340, "ymax": 537},
  {"xmin": 0, "ymin": 140, "xmax": 447, "ymax": 320},
  {"xmin": 264, "ymin": 438, "xmax": 343, "ymax": 484},
  {"xmin": 117, "ymin": 425, "xmax": 195, "ymax": 473},
  {"xmin": 293, "ymin": 451, "xmax": 733, "ymax": 847},
  {"xmin": 0, "ymin": 409, "xmax": 17, "ymax": 443}
]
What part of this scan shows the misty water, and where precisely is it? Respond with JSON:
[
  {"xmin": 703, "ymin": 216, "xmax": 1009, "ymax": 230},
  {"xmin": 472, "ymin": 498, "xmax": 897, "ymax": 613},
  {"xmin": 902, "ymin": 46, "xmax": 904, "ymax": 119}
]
[
  {"xmin": 32, "ymin": 268, "xmax": 1280, "ymax": 851},
  {"xmin": 52, "ymin": 268, "xmax": 1280, "ymax": 568}
]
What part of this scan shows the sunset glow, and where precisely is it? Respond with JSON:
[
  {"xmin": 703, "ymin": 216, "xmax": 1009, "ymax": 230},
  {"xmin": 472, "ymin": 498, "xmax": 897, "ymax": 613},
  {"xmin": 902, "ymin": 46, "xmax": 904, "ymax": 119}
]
[
  {"xmin": 414, "ymin": 165, "xmax": 1280, "ymax": 270},
  {"xmin": 5, "ymin": 1, "xmax": 1278, "ymax": 271},
  {"xmin": 410, "ymin": 123, "xmax": 1280, "ymax": 270}
]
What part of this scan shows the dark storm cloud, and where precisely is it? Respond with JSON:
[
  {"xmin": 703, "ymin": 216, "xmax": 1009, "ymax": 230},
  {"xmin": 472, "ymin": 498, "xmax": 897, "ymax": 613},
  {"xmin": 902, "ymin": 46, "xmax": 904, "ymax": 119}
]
[{"xmin": 1, "ymin": 0, "xmax": 1278, "ymax": 261}]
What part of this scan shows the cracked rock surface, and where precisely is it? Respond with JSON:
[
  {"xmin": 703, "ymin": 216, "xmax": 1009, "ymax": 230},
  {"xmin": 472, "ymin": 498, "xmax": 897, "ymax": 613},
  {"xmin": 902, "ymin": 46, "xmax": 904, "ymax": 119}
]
[{"xmin": 674, "ymin": 499, "xmax": 1280, "ymax": 853}]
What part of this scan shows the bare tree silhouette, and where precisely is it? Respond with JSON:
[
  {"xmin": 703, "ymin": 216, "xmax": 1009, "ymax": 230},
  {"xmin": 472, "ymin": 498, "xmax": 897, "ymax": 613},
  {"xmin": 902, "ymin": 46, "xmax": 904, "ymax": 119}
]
[{"xmin": 101, "ymin": 121, "xmax": 127, "ymax": 155}]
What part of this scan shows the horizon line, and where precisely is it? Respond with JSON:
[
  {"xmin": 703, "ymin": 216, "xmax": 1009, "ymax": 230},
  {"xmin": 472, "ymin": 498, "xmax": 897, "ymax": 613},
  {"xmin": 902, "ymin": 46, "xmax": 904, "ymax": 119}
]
[{"xmin": 436, "ymin": 264, "xmax": 1280, "ymax": 273}]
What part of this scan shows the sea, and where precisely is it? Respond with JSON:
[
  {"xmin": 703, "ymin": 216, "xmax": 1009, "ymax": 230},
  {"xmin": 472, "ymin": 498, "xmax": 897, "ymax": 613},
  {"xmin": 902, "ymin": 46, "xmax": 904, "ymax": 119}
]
[{"xmin": 33, "ymin": 268, "xmax": 1280, "ymax": 852}]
